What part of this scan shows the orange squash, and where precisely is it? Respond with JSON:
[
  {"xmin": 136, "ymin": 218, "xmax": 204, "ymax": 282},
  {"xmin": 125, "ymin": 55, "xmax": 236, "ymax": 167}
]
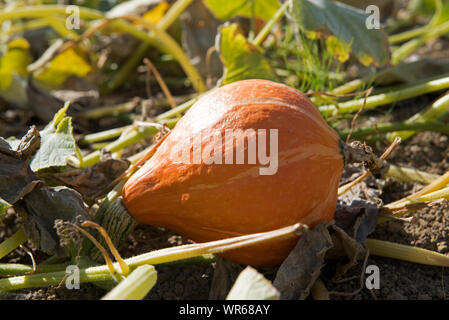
[{"xmin": 122, "ymin": 79, "xmax": 344, "ymax": 266}]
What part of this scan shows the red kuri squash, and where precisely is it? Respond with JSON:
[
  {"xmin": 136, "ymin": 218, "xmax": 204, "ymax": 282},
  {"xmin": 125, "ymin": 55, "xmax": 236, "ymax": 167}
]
[{"xmin": 122, "ymin": 79, "xmax": 343, "ymax": 266}]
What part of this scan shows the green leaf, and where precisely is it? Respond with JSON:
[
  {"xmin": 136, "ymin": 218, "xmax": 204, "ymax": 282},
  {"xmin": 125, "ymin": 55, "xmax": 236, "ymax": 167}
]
[
  {"xmin": 204, "ymin": 0, "xmax": 280, "ymax": 20},
  {"xmin": 217, "ymin": 23, "xmax": 277, "ymax": 85},
  {"xmin": 290, "ymin": 0, "xmax": 390, "ymax": 67},
  {"xmin": 226, "ymin": 266, "xmax": 280, "ymax": 300},
  {"xmin": 30, "ymin": 103, "xmax": 76, "ymax": 172}
]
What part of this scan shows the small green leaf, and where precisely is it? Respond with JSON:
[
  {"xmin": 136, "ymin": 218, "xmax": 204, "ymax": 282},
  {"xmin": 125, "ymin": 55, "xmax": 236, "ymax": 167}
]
[
  {"xmin": 226, "ymin": 266, "xmax": 280, "ymax": 300},
  {"xmin": 204, "ymin": 0, "xmax": 280, "ymax": 20},
  {"xmin": 291, "ymin": 0, "xmax": 390, "ymax": 67},
  {"xmin": 217, "ymin": 23, "xmax": 277, "ymax": 85},
  {"xmin": 30, "ymin": 103, "xmax": 76, "ymax": 172}
]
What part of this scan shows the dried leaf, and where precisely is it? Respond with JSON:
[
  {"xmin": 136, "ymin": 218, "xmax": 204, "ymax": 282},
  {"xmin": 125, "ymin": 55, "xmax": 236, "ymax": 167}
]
[
  {"xmin": 0, "ymin": 129, "xmax": 41, "ymax": 205},
  {"xmin": 326, "ymin": 224, "xmax": 367, "ymax": 276},
  {"xmin": 209, "ymin": 256, "xmax": 244, "ymax": 300},
  {"xmin": 334, "ymin": 200, "xmax": 379, "ymax": 244},
  {"xmin": 180, "ymin": 0, "xmax": 222, "ymax": 83},
  {"xmin": 273, "ymin": 222, "xmax": 333, "ymax": 300},
  {"xmin": 52, "ymin": 159, "xmax": 129, "ymax": 200},
  {"xmin": 16, "ymin": 186, "xmax": 90, "ymax": 255}
]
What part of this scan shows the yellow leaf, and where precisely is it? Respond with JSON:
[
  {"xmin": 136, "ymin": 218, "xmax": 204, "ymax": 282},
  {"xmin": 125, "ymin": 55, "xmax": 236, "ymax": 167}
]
[
  {"xmin": 0, "ymin": 38, "xmax": 31, "ymax": 90},
  {"xmin": 325, "ymin": 36, "xmax": 350, "ymax": 63},
  {"xmin": 34, "ymin": 48, "xmax": 92, "ymax": 87},
  {"xmin": 143, "ymin": 2, "xmax": 170, "ymax": 24}
]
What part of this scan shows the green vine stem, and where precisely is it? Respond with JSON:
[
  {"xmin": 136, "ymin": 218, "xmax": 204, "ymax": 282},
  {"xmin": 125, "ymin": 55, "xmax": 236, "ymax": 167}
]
[
  {"xmin": 79, "ymin": 126, "xmax": 130, "ymax": 144},
  {"xmin": 253, "ymin": 1, "xmax": 289, "ymax": 47},
  {"xmin": 2, "ymin": 19, "xmax": 49, "ymax": 35},
  {"xmin": 366, "ymin": 238, "xmax": 449, "ymax": 267},
  {"xmin": 391, "ymin": 20, "xmax": 449, "ymax": 65},
  {"xmin": 0, "ymin": 4, "xmax": 206, "ymax": 94},
  {"xmin": 389, "ymin": 24, "xmax": 434, "ymax": 44},
  {"xmin": 384, "ymin": 164, "xmax": 439, "ymax": 185},
  {"xmin": 0, "ymin": 5, "xmax": 105, "ymax": 22},
  {"xmin": 319, "ymin": 74, "xmax": 449, "ymax": 117},
  {"xmin": 69, "ymin": 118, "xmax": 178, "ymax": 167},
  {"xmin": 109, "ymin": 17, "xmax": 206, "ymax": 93},
  {"xmin": 339, "ymin": 120, "xmax": 449, "ymax": 140},
  {"xmin": 103, "ymin": 0, "xmax": 195, "ymax": 93},
  {"xmin": 0, "ymin": 263, "xmax": 69, "ymax": 276},
  {"xmin": 387, "ymin": 92, "xmax": 449, "ymax": 142},
  {"xmin": 0, "ymin": 228, "xmax": 28, "ymax": 260},
  {"xmin": 0, "ymin": 223, "xmax": 302, "ymax": 291}
]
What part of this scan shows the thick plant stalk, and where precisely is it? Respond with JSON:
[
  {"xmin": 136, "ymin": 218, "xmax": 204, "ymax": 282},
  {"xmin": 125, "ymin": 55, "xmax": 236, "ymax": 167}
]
[
  {"xmin": 108, "ymin": 17, "xmax": 206, "ymax": 93},
  {"xmin": 0, "ymin": 229, "xmax": 28, "ymax": 260},
  {"xmin": 0, "ymin": 263, "xmax": 68, "ymax": 276},
  {"xmin": 339, "ymin": 121, "xmax": 449, "ymax": 140},
  {"xmin": 0, "ymin": 5, "xmax": 105, "ymax": 22},
  {"xmin": 0, "ymin": 4, "xmax": 206, "ymax": 94},
  {"xmin": 0, "ymin": 223, "xmax": 303, "ymax": 291},
  {"xmin": 366, "ymin": 239, "xmax": 449, "ymax": 267},
  {"xmin": 387, "ymin": 92, "xmax": 449, "ymax": 142},
  {"xmin": 102, "ymin": 265, "xmax": 157, "ymax": 300},
  {"xmin": 104, "ymin": 0, "xmax": 195, "ymax": 93},
  {"xmin": 384, "ymin": 164, "xmax": 439, "ymax": 185},
  {"xmin": 253, "ymin": 1, "xmax": 289, "ymax": 47},
  {"xmin": 69, "ymin": 118, "xmax": 178, "ymax": 167},
  {"xmin": 392, "ymin": 20, "xmax": 449, "ymax": 65},
  {"xmin": 319, "ymin": 75, "xmax": 449, "ymax": 117}
]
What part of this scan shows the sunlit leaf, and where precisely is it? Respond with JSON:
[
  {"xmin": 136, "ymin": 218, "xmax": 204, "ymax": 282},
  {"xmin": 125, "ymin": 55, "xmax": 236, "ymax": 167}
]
[
  {"xmin": 34, "ymin": 48, "xmax": 92, "ymax": 87},
  {"xmin": 143, "ymin": 1, "xmax": 170, "ymax": 24},
  {"xmin": 30, "ymin": 103, "xmax": 77, "ymax": 172},
  {"xmin": 217, "ymin": 23, "xmax": 277, "ymax": 85},
  {"xmin": 0, "ymin": 38, "xmax": 31, "ymax": 104},
  {"xmin": 204, "ymin": 0, "xmax": 279, "ymax": 20},
  {"xmin": 0, "ymin": 198, "xmax": 11, "ymax": 217},
  {"xmin": 226, "ymin": 266, "xmax": 280, "ymax": 300},
  {"xmin": 290, "ymin": 0, "xmax": 390, "ymax": 67},
  {"xmin": 325, "ymin": 36, "xmax": 351, "ymax": 62}
]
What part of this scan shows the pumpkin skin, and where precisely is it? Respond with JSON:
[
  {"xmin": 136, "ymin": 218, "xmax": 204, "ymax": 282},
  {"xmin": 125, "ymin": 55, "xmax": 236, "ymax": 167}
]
[{"xmin": 122, "ymin": 79, "xmax": 344, "ymax": 267}]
